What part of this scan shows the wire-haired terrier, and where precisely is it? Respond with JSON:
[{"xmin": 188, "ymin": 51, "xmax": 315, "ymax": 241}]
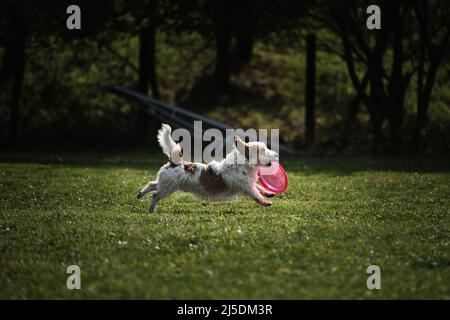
[{"xmin": 138, "ymin": 124, "xmax": 279, "ymax": 212}]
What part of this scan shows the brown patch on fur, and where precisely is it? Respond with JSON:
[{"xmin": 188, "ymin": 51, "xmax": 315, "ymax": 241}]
[
  {"xmin": 199, "ymin": 167, "xmax": 227, "ymax": 194},
  {"xmin": 183, "ymin": 162, "xmax": 197, "ymax": 174},
  {"xmin": 164, "ymin": 161, "xmax": 178, "ymax": 169}
]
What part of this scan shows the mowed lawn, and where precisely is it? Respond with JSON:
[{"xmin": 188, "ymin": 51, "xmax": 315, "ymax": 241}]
[{"xmin": 0, "ymin": 151, "xmax": 449, "ymax": 299}]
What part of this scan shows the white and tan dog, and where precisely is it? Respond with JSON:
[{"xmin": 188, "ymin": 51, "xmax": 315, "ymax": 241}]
[{"xmin": 138, "ymin": 124, "xmax": 279, "ymax": 212}]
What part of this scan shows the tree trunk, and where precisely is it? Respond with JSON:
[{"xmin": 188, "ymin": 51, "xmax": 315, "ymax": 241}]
[
  {"xmin": 367, "ymin": 51, "xmax": 386, "ymax": 155},
  {"xmin": 338, "ymin": 8, "xmax": 387, "ymax": 154},
  {"xmin": 387, "ymin": 81, "xmax": 405, "ymax": 155},
  {"xmin": 214, "ymin": 23, "xmax": 231, "ymax": 92},
  {"xmin": 137, "ymin": 28, "xmax": 150, "ymax": 144},
  {"xmin": 235, "ymin": 0, "xmax": 254, "ymax": 70},
  {"xmin": 346, "ymin": 73, "xmax": 369, "ymax": 129},
  {"xmin": 388, "ymin": 106, "xmax": 403, "ymax": 154},
  {"xmin": 412, "ymin": 13, "xmax": 427, "ymax": 153},
  {"xmin": 8, "ymin": 33, "xmax": 25, "ymax": 146},
  {"xmin": 0, "ymin": 46, "xmax": 12, "ymax": 92},
  {"xmin": 412, "ymin": 55, "xmax": 441, "ymax": 153},
  {"xmin": 136, "ymin": 0, "xmax": 160, "ymax": 144},
  {"xmin": 148, "ymin": 0, "xmax": 160, "ymax": 100},
  {"xmin": 365, "ymin": 97, "xmax": 384, "ymax": 155},
  {"xmin": 412, "ymin": 1, "xmax": 449, "ymax": 153},
  {"xmin": 412, "ymin": 93, "xmax": 426, "ymax": 153},
  {"xmin": 387, "ymin": 4, "xmax": 407, "ymax": 155},
  {"xmin": 214, "ymin": 1, "xmax": 232, "ymax": 92},
  {"xmin": 305, "ymin": 34, "xmax": 316, "ymax": 147}
]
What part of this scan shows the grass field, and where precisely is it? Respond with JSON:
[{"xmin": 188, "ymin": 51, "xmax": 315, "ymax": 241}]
[{"xmin": 0, "ymin": 150, "xmax": 449, "ymax": 299}]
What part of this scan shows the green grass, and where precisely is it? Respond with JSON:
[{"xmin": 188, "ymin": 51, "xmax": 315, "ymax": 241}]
[{"xmin": 0, "ymin": 151, "xmax": 449, "ymax": 299}]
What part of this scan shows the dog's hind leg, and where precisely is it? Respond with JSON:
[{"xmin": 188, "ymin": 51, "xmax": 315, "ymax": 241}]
[
  {"xmin": 137, "ymin": 181, "xmax": 157, "ymax": 199},
  {"xmin": 149, "ymin": 190, "xmax": 174, "ymax": 213}
]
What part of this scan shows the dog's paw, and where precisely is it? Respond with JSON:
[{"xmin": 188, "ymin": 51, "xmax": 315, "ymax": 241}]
[
  {"xmin": 262, "ymin": 201, "xmax": 273, "ymax": 206},
  {"xmin": 137, "ymin": 191, "xmax": 143, "ymax": 199},
  {"xmin": 265, "ymin": 192, "xmax": 275, "ymax": 198}
]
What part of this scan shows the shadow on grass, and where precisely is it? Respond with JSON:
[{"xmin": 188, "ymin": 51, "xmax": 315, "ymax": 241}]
[
  {"xmin": 282, "ymin": 156, "xmax": 450, "ymax": 176},
  {"xmin": 0, "ymin": 150, "xmax": 449, "ymax": 175}
]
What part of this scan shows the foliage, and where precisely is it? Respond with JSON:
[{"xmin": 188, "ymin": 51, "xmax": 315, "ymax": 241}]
[{"xmin": 0, "ymin": 1, "xmax": 449, "ymax": 154}]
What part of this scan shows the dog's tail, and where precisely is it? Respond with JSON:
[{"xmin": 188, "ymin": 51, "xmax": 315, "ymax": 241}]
[{"xmin": 157, "ymin": 124, "xmax": 182, "ymax": 161}]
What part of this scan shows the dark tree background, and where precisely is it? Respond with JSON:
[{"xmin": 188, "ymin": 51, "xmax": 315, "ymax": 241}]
[{"xmin": 0, "ymin": 0, "xmax": 449, "ymax": 155}]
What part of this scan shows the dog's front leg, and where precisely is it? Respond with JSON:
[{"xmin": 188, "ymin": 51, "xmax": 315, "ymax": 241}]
[
  {"xmin": 138, "ymin": 181, "xmax": 157, "ymax": 199},
  {"xmin": 256, "ymin": 184, "xmax": 275, "ymax": 198},
  {"xmin": 249, "ymin": 188, "xmax": 273, "ymax": 206}
]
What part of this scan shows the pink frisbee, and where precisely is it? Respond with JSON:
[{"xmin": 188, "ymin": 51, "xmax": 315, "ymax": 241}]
[{"xmin": 257, "ymin": 161, "xmax": 288, "ymax": 194}]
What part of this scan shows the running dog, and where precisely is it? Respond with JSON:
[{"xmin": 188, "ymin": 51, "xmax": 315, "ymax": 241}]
[{"xmin": 137, "ymin": 124, "xmax": 279, "ymax": 212}]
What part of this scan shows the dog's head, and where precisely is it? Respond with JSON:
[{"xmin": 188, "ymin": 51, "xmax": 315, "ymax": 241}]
[{"xmin": 234, "ymin": 136, "xmax": 278, "ymax": 166}]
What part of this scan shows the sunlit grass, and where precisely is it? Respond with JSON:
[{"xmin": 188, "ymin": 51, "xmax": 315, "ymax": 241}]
[{"xmin": 0, "ymin": 151, "xmax": 449, "ymax": 299}]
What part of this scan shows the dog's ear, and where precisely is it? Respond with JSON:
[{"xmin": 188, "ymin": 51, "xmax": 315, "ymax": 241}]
[
  {"xmin": 234, "ymin": 136, "xmax": 251, "ymax": 160},
  {"xmin": 234, "ymin": 136, "xmax": 245, "ymax": 148}
]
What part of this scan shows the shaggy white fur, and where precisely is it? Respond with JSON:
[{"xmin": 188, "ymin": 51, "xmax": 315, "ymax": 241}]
[{"xmin": 138, "ymin": 124, "xmax": 279, "ymax": 212}]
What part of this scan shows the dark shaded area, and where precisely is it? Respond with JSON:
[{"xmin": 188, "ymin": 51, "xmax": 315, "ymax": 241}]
[
  {"xmin": 0, "ymin": 0, "xmax": 449, "ymax": 156},
  {"xmin": 1, "ymin": 150, "xmax": 449, "ymax": 176},
  {"xmin": 305, "ymin": 34, "xmax": 316, "ymax": 146}
]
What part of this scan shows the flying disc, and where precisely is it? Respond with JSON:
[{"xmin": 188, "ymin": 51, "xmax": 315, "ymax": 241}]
[{"xmin": 257, "ymin": 161, "xmax": 288, "ymax": 194}]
